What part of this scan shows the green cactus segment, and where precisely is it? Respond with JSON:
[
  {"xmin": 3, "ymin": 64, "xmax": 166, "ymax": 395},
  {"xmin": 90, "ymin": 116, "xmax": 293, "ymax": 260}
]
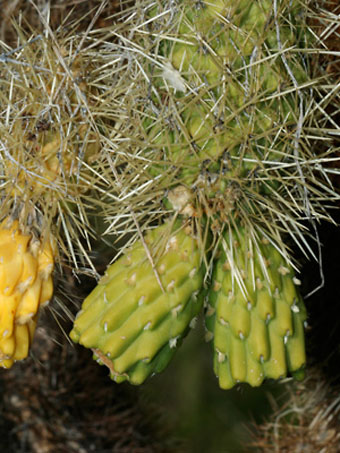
[
  {"xmin": 143, "ymin": 0, "xmax": 308, "ymax": 187},
  {"xmin": 70, "ymin": 221, "xmax": 205, "ymax": 384},
  {"xmin": 70, "ymin": 0, "xmax": 315, "ymax": 388},
  {"xmin": 205, "ymin": 226, "xmax": 306, "ymax": 389}
]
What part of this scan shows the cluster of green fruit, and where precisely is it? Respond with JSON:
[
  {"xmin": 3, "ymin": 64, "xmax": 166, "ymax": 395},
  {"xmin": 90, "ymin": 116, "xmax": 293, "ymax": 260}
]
[{"xmin": 71, "ymin": 218, "xmax": 306, "ymax": 388}]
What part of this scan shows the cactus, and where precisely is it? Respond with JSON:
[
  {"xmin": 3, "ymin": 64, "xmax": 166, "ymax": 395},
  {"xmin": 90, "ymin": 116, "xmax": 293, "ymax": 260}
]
[
  {"xmin": 67, "ymin": 0, "xmax": 340, "ymax": 387},
  {"xmin": 248, "ymin": 370, "xmax": 340, "ymax": 452},
  {"xmin": 1, "ymin": 0, "xmax": 338, "ymax": 384}
]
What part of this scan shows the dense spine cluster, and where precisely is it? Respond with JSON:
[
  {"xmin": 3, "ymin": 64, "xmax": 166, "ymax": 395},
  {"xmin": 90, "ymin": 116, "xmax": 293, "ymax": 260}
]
[
  {"xmin": 249, "ymin": 370, "xmax": 340, "ymax": 451},
  {"xmin": 146, "ymin": 0, "xmax": 307, "ymax": 186},
  {"xmin": 100, "ymin": 0, "xmax": 323, "ymax": 240},
  {"xmin": 0, "ymin": 34, "xmax": 104, "ymax": 259}
]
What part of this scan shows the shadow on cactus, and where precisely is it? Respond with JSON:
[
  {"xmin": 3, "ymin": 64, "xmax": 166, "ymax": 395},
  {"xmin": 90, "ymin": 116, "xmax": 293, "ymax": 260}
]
[{"xmin": 70, "ymin": 0, "xmax": 340, "ymax": 388}]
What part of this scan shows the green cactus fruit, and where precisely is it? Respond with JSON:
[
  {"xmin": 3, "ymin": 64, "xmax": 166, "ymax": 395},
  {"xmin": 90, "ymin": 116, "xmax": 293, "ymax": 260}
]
[
  {"xmin": 205, "ymin": 226, "xmax": 306, "ymax": 389},
  {"xmin": 70, "ymin": 220, "xmax": 205, "ymax": 384}
]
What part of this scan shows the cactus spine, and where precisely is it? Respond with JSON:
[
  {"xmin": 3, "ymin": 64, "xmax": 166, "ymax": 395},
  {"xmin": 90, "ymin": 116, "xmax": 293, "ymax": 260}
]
[{"xmin": 249, "ymin": 370, "xmax": 340, "ymax": 451}]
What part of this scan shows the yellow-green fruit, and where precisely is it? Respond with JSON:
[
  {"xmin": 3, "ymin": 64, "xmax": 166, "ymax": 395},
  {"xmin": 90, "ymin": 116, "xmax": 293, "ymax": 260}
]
[
  {"xmin": 0, "ymin": 219, "xmax": 54, "ymax": 367},
  {"xmin": 205, "ymin": 227, "xmax": 306, "ymax": 389},
  {"xmin": 70, "ymin": 221, "xmax": 204, "ymax": 384}
]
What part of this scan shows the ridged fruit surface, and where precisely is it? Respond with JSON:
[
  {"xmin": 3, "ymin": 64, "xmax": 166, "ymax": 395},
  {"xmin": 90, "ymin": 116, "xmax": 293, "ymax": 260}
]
[
  {"xmin": 70, "ymin": 221, "xmax": 204, "ymax": 384},
  {"xmin": 205, "ymin": 226, "xmax": 306, "ymax": 389},
  {"xmin": 0, "ymin": 219, "xmax": 54, "ymax": 367}
]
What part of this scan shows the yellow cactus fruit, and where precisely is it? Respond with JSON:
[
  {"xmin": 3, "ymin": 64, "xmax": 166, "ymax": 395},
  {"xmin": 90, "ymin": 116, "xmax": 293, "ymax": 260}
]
[
  {"xmin": 0, "ymin": 219, "xmax": 54, "ymax": 367},
  {"xmin": 0, "ymin": 319, "xmax": 37, "ymax": 369}
]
